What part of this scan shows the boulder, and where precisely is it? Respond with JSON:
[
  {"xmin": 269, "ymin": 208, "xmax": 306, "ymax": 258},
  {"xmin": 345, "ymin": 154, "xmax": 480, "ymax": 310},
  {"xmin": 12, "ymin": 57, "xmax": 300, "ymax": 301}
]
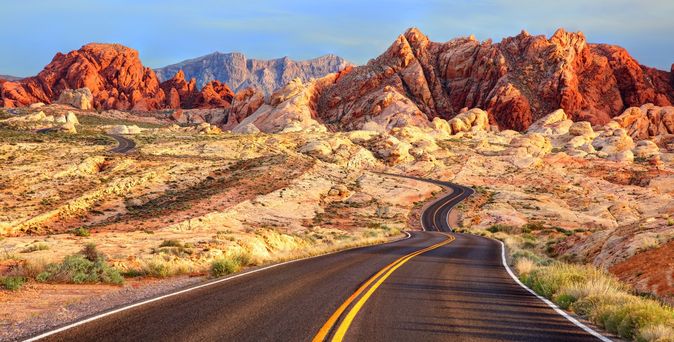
[
  {"xmin": 58, "ymin": 121, "xmax": 77, "ymax": 134},
  {"xmin": 592, "ymin": 128, "xmax": 635, "ymax": 156},
  {"xmin": 232, "ymin": 123, "xmax": 260, "ymax": 134},
  {"xmin": 448, "ymin": 108, "xmax": 489, "ymax": 134},
  {"xmin": 509, "ymin": 133, "xmax": 552, "ymax": 157},
  {"xmin": 568, "ymin": 121, "xmax": 594, "ymax": 136},
  {"xmin": 362, "ymin": 134, "xmax": 413, "ymax": 165},
  {"xmin": 527, "ymin": 109, "xmax": 573, "ymax": 135},
  {"xmin": 65, "ymin": 111, "xmax": 79, "ymax": 125},
  {"xmin": 299, "ymin": 140, "xmax": 333, "ymax": 159},
  {"xmin": 55, "ymin": 115, "xmax": 67, "ymax": 124},
  {"xmin": 633, "ymin": 140, "xmax": 660, "ymax": 159},
  {"xmin": 431, "ymin": 117, "xmax": 452, "ymax": 136},
  {"xmin": 57, "ymin": 88, "xmax": 93, "ymax": 110},
  {"xmin": 106, "ymin": 124, "xmax": 141, "ymax": 135},
  {"xmin": 610, "ymin": 150, "xmax": 634, "ymax": 163}
]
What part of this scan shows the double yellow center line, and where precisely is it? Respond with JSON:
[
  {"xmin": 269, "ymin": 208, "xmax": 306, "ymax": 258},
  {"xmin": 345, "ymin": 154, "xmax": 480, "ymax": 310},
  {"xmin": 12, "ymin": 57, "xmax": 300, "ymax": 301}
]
[{"xmin": 312, "ymin": 233, "xmax": 455, "ymax": 342}]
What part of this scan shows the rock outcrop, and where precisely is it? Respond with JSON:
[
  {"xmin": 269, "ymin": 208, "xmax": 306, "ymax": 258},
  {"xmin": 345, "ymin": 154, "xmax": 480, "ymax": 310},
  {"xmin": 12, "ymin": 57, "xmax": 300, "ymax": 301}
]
[
  {"xmin": 447, "ymin": 108, "xmax": 490, "ymax": 134},
  {"xmin": 610, "ymin": 104, "xmax": 674, "ymax": 139},
  {"xmin": 155, "ymin": 52, "xmax": 351, "ymax": 95},
  {"xmin": 1, "ymin": 43, "xmax": 166, "ymax": 110},
  {"xmin": 57, "ymin": 88, "xmax": 93, "ymax": 110},
  {"xmin": 230, "ymin": 77, "xmax": 332, "ymax": 133},
  {"xmin": 233, "ymin": 28, "xmax": 672, "ymax": 132},
  {"xmin": 0, "ymin": 43, "xmax": 237, "ymax": 111}
]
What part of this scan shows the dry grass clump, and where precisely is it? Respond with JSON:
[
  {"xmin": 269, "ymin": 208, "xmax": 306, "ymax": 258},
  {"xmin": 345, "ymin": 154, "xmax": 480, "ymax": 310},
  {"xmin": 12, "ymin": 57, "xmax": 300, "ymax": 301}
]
[
  {"xmin": 461, "ymin": 227, "xmax": 674, "ymax": 341},
  {"xmin": 514, "ymin": 258, "xmax": 536, "ymax": 275},
  {"xmin": 520, "ymin": 258, "xmax": 673, "ymax": 341},
  {"xmin": 211, "ymin": 251, "xmax": 255, "ymax": 277},
  {"xmin": 130, "ymin": 256, "xmax": 198, "ymax": 278}
]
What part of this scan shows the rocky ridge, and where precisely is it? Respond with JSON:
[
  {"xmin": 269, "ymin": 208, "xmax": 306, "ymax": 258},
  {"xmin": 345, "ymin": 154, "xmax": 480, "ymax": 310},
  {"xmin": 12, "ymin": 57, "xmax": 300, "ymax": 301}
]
[
  {"xmin": 226, "ymin": 28, "xmax": 673, "ymax": 133},
  {"xmin": 155, "ymin": 52, "xmax": 351, "ymax": 95}
]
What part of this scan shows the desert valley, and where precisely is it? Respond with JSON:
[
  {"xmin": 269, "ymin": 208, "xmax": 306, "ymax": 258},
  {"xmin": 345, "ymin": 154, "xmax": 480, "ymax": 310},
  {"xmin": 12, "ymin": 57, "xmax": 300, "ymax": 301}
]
[{"xmin": 1, "ymin": 26, "xmax": 674, "ymax": 341}]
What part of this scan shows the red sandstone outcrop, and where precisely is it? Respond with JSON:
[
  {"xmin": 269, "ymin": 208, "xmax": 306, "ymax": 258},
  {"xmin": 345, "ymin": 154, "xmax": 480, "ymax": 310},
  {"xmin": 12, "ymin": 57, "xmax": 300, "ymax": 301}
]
[
  {"xmin": 611, "ymin": 104, "xmax": 674, "ymax": 139},
  {"xmin": 318, "ymin": 28, "xmax": 673, "ymax": 130},
  {"xmin": 159, "ymin": 70, "xmax": 199, "ymax": 109},
  {"xmin": 0, "ymin": 43, "xmax": 236, "ymax": 111},
  {"xmin": 222, "ymin": 87, "xmax": 265, "ymax": 129},
  {"xmin": 239, "ymin": 28, "xmax": 670, "ymax": 132},
  {"xmin": 0, "ymin": 43, "xmax": 166, "ymax": 110},
  {"xmin": 197, "ymin": 80, "xmax": 234, "ymax": 108}
]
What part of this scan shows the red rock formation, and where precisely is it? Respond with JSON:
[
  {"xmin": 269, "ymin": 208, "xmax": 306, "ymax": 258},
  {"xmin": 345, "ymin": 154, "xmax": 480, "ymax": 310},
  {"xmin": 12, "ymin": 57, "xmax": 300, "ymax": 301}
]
[
  {"xmin": 0, "ymin": 44, "xmax": 236, "ymax": 111},
  {"xmin": 222, "ymin": 87, "xmax": 265, "ymax": 129},
  {"xmin": 0, "ymin": 43, "xmax": 165, "ymax": 110},
  {"xmin": 159, "ymin": 70, "xmax": 199, "ymax": 109},
  {"xmin": 197, "ymin": 80, "xmax": 234, "ymax": 108},
  {"xmin": 159, "ymin": 70, "xmax": 235, "ymax": 109},
  {"xmin": 310, "ymin": 28, "xmax": 674, "ymax": 130}
]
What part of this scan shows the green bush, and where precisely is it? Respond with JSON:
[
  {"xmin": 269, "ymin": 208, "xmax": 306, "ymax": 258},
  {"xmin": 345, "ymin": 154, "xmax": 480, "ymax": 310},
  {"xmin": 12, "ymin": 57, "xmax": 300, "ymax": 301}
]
[
  {"xmin": 1, "ymin": 276, "xmax": 26, "ymax": 291},
  {"xmin": 71, "ymin": 227, "xmax": 91, "ymax": 237},
  {"xmin": 36, "ymin": 246, "xmax": 123, "ymax": 285},
  {"xmin": 211, "ymin": 258, "xmax": 240, "ymax": 277}
]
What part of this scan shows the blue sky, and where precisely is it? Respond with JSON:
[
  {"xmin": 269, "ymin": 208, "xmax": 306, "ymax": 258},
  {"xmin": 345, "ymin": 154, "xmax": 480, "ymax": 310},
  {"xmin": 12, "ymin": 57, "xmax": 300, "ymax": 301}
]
[{"xmin": 3, "ymin": 0, "xmax": 673, "ymax": 76}]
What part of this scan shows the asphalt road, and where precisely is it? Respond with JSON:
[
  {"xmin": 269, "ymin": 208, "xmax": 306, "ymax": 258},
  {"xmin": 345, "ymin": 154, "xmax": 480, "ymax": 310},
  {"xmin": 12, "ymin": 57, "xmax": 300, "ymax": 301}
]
[
  {"xmin": 107, "ymin": 134, "xmax": 136, "ymax": 153},
  {"xmin": 29, "ymin": 177, "xmax": 604, "ymax": 342}
]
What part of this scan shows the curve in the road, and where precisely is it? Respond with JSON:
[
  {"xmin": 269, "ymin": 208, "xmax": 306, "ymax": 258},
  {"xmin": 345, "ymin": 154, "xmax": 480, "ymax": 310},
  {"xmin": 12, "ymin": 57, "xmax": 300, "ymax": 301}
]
[
  {"xmin": 24, "ymin": 174, "xmax": 608, "ymax": 342},
  {"xmin": 107, "ymin": 134, "xmax": 136, "ymax": 153}
]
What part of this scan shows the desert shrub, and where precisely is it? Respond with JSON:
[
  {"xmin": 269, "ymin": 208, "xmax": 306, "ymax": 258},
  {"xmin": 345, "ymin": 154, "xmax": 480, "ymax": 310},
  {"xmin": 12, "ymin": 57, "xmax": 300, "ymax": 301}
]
[
  {"xmin": 521, "ymin": 221, "xmax": 546, "ymax": 232},
  {"xmin": 523, "ymin": 263, "xmax": 612, "ymax": 301},
  {"xmin": 231, "ymin": 251, "xmax": 253, "ymax": 267},
  {"xmin": 36, "ymin": 246, "xmax": 122, "ymax": 285},
  {"xmin": 554, "ymin": 226, "xmax": 573, "ymax": 236},
  {"xmin": 142, "ymin": 259, "xmax": 171, "ymax": 277},
  {"xmin": 487, "ymin": 224, "xmax": 519, "ymax": 234},
  {"xmin": 210, "ymin": 250, "xmax": 255, "ymax": 278},
  {"xmin": 521, "ymin": 262, "xmax": 674, "ymax": 341},
  {"xmin": 211, "ymin": 258, "xmax": 240, "ymax": 277},
  {"xmin": 1, "ymin": 276, "xmax": 26, "ymax": 291},
  {"xmin": 21, "ymin": 243, "xmax": 49, "ymax": 253},
  {"xmin": 20, "ymin": 258, "xmax": 48, "ymax": 278},
  {"xmin": 71, "ymin": 227, "xmax": 91, "ymax": 237},
  {"xmin": 514, "ymin": 258, "xmax": 536, "ymax": 276},
  {"xmin": 136, "ymin": 256, "xmax": 195, "ymax": 278},
  {"xmin": 159, "ymin": 239, "xmax": 183, "ymax": 248},
  {"xmin": 594, "ymin": 299, "xmax": 674, "ymax": 340},
  {"xmin": 81, "ymin": 243, "xmax": 101, "ymax": 261},
  {"xmin": 638, "ymin": 324, "xmax": 674, "ymax": 342}
]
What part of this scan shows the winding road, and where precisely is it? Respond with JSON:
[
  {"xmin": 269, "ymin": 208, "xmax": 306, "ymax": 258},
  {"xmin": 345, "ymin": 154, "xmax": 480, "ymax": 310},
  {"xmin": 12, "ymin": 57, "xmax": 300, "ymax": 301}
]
[
  {"xmin": 26, "ymin": 176, "xmax": 607, "ymax": 342},
  {"xmin": 107, "ymin": 134, "xmax": 136, "ymax": 153}
]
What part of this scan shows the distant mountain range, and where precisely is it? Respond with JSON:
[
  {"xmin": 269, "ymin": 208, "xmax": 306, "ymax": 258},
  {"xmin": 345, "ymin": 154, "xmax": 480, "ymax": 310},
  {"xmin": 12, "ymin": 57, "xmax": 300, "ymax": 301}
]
[
  {"xmin": 155, "ymin": 52, "xmax": 351, "ymax": 95},
  {"xmin": 0, "ymin": 74, "xmax": 21, "ymax": 81}
]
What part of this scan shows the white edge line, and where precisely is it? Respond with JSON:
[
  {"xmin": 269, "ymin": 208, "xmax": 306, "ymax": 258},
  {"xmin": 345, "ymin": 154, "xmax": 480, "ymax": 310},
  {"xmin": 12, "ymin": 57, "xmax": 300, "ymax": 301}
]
[
  {"xmin": 498, "ymin": 240, "xmax": 613, "ymax": 342},
  {"xmin": 24, "ymin": 231, "xmax": 413, "ymax": 342}
]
